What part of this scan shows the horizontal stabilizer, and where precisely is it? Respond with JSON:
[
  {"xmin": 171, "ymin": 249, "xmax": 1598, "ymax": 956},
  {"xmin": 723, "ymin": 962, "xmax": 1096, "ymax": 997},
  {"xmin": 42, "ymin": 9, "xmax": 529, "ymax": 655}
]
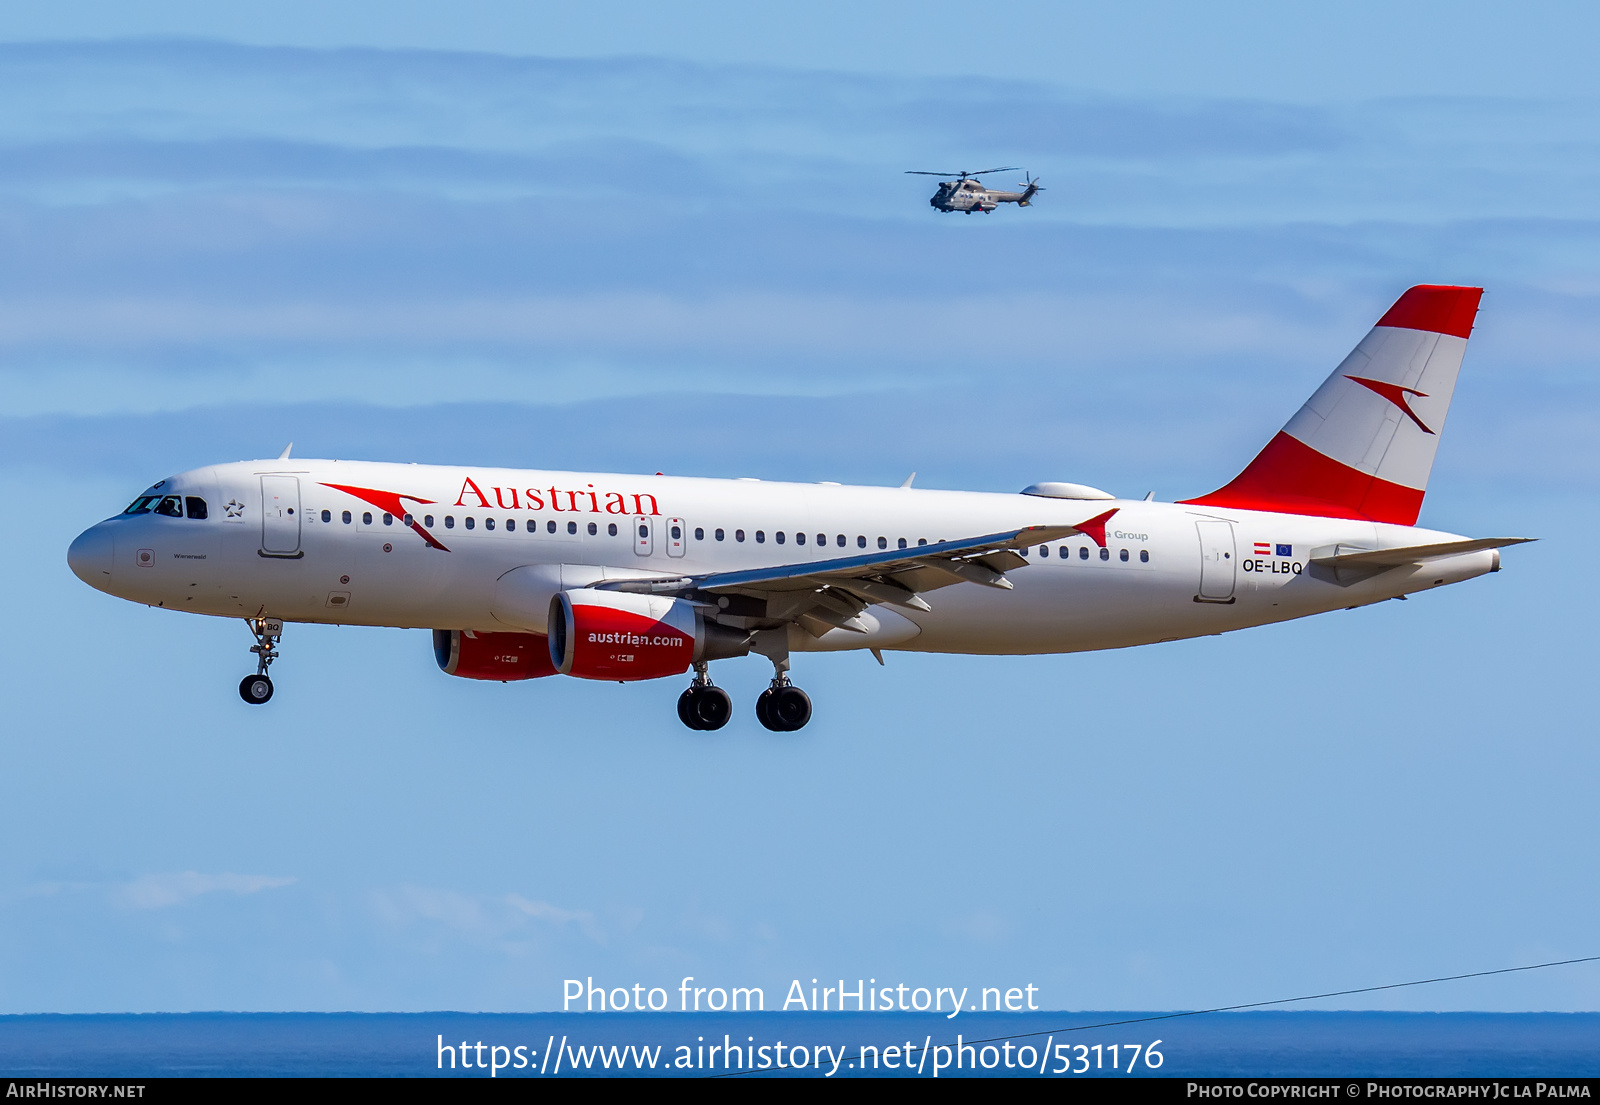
[{"xmin": 1311, "ymin": 537, "xmax": 1533, "ymax": 570}]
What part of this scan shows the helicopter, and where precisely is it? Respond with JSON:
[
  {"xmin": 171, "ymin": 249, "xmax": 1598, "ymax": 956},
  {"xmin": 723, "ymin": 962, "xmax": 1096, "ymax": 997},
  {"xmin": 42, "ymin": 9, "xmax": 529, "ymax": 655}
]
[{"xmin": 906, "ymin": 167, "xmax": 1043, "ymax": 213}]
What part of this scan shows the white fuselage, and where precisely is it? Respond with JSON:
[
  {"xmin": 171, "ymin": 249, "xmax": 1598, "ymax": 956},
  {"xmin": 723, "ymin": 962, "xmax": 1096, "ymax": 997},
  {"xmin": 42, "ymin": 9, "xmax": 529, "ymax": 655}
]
[{"xmin": 68, "ymin": 458, "xmax": 1499, "ymax": 658}]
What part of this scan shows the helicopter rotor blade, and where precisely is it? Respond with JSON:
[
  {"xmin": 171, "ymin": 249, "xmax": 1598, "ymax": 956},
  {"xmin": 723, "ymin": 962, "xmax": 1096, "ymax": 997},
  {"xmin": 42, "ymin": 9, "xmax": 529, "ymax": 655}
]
[{"xmin": 905, "ymin": 167, "xmax": 1022, "ymax": 178}]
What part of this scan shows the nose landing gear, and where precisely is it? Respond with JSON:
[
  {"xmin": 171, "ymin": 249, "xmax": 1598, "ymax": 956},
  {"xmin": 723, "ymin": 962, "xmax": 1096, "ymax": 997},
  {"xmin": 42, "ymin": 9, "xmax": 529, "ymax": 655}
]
[
  {"xmin": 677, "ymin": 663, "xmax": 732, "ymax": 731},
  {"xmin": 239, "ymin": 616, "xmax": 282, "ymax": 705}
]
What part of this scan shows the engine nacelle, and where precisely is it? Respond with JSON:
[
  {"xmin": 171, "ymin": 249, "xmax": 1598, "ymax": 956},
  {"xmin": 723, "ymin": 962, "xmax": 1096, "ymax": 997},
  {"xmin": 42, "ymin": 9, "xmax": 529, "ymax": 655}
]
[
  {"xmin": 549, "ymin": 589, "xmax": 749, "ymax": 681},
  {"xmin": 433, "ymin": 629, "xmax": 558, "ymax": 681}
]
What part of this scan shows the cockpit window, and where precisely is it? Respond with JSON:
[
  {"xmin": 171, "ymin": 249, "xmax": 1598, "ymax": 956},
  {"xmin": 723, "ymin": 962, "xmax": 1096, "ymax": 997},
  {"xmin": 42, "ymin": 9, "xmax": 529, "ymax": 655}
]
[
  {"xmin": 184, "ymin": 497, "xmax": 208, "ymax": 520},
  {"xmin": 122, "ymin": 496, "xmax": 159, "ymax": 515},
  {"xmin": 154, "ymin": 496, "xmax": 183, "ymax": 518}
]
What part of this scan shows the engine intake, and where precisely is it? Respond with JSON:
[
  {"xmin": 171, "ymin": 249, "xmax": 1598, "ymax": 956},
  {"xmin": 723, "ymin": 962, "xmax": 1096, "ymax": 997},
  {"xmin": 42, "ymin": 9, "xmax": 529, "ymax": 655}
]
[
  {"xmin": 434, "ymin": 629, "xmax": 558, "ymax": 681},
  {"xmin": 549, "ymin": 589, "xmax": 749, "ymax": 681}
]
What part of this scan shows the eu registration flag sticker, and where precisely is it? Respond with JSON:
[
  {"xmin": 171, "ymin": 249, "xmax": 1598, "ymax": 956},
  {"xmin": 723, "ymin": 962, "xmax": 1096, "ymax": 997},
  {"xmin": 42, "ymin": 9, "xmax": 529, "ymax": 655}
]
[{"xmin": 1276, "ymin": 544, "xmax": 1292, "ymax": 557}]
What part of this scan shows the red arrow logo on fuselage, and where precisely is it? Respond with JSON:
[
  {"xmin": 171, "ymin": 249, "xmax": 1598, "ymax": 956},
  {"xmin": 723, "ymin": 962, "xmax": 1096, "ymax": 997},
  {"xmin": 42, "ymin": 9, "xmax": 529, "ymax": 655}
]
[
  {"xmin": 320, "ymin": 483, "xmax": 451, "ymax": 551},
  {"xmin": 1344, "ymin": 376, "xmax": 1435, "ymax": 435}
]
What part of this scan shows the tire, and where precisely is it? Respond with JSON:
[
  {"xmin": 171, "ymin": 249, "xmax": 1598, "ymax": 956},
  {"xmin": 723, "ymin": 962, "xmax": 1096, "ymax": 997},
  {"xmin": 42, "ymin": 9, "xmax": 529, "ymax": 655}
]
[
  {"xmin": 771, "ymin": 685, "xmax": 812, "ymax": 730},
  {"xmin": 677, "ymin": 687, "xmax": 706, "ymax": 730},
  {"xmin": 239, "ymin": 674, "xmax": 274, "ymax": 705},
  {"xmin": 693, "ymin": 686, "xmax": 732, "ymax": 731},
  {"xmin": 755, "ymin": 687, "xmax": 781, "ymax": 731}
]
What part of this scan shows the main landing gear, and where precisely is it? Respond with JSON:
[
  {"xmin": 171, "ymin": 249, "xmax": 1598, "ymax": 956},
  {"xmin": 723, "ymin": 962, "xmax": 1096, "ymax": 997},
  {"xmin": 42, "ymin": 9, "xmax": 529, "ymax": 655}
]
[
  {"xmin": 678, "ymin": 663, "xmax": 732, "ymax": 731},
  {"xmin": 239, "ymin": 616, "xmax": 281, "ymax": 705},
  {"xmin": 675, "ymin": 660, "xmax": 813, "ymax": 732},
  {"xmin": 755, "ymin": 677, "xmax": 812, "ymax": 733}
]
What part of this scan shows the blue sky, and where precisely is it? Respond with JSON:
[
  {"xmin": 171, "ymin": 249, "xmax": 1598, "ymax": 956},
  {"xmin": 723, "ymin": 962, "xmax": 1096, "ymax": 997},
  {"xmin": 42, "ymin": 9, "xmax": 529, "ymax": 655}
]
[{"xmin": 1, "ymin": 5, "xmax": 1598, "ymax": 1014}]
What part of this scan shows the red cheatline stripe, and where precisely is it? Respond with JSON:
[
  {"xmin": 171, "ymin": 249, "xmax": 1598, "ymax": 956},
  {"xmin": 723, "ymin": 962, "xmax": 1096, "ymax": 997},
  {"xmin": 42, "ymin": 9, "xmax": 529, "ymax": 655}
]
[
  {"xmin": 1376, "ymin": 285, "xmax": 1482, "ymax": 339},
  {"xmin": 1180, "ymin": 432, "xmax": 1425, "ymax": 525}
]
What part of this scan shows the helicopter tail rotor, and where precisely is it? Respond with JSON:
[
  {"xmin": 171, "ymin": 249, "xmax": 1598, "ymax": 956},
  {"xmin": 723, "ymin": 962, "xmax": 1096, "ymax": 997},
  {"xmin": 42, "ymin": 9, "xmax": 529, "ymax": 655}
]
[{"xmin": 1016, "ymin": 171, "xmax": 1045, "ymax": 206}]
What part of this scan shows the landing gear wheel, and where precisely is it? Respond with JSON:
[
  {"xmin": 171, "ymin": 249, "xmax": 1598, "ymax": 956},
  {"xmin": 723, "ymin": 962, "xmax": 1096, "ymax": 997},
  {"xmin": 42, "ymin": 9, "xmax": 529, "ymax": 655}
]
[
  {"xmin": 239, "ymin": 674, "xmax": 274, "ymax": 705},
  {"xmin": 677, "ymin": 687, "xmax": 702, "ymax": 730},
  {"xmin": 678, "ymin": 684, "xmax": 733, "ymax": 731},
  {"xmin": 695, "ymin": 686, "xmax": 731, "ymax": 730},
  {"xmin": 756, "ymin": 684, "xmax": 811, "ymax": 731}
]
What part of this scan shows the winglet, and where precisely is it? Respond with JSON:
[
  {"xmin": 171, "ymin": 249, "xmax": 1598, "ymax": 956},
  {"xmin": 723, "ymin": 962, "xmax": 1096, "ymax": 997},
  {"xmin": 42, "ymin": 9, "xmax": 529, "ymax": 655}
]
[{"xmin": 1072, "ymin": 508, "xmax": 1119, "ymax": 548}]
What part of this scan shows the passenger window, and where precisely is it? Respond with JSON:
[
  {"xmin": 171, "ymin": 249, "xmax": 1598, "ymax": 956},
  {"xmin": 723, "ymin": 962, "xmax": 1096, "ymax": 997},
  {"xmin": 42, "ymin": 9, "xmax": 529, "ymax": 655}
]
[
  {"xmin": 898, "ymin": 538, "xmax": 907, "ymax": 549},
  {"xmin": 424, "ymin": 515, "xmax": 434, "ymax": 527},
  {"xmin": 715, "ymin": 528, "xmax": 725, "ymax": 541},
  {"xmin": 1099, "ymin": 547, "xmax": 1109, "ymax": 561},
  {"xmin": 795, "ymin": 532, "xmax": 805, "ymax": 545},
  {"xmin": 363, "ymin": 512, "xmax": 373, "ymax": 525},
  {"xmin": 485, "ymin": 518, "xmax": 495, "ymax": 531},
  {"xmin": 695, "ymin": 527, "xmax": 704, "ymax": 540},
  {"xmin": 917, "ymin": 538, "xmax": 927, "ymax": 546},
  {"xmin": 1059, "ymin": 546, "xmax": 1068, "ymax": 558},
  {"xmin": 608, "ymin": 523, "xmax": 618, "ymax": 536},
  {"xmin": 547, "ymin": 520, "xmax": 556, "ymax": 534},
  {"xmin": 320, "ymin": 509, "xmax": 331, "ymax": 523},
  {"xmin": 185, "ymin": 497, "xmax": 209, "ymax": 519},
  {"xmin": 588, "ymin": 522, "xmax": 598, "ymax": 536},
  {"xmin": 343, "ymin": 510, "xmax": 352, "ymax": 524},
  {"xmin": 1021, "ymin": 547, "xmax": 1029, "ymax": 557},
  {"xmin": 1079, "ymin": 546, "xmax": 1088, "ymax": 560},
  {"xmin": 776, "ymin": 531, "xmax": 786, "ymax": 544},
  {"xmin": 403, "ymin": 514, "xmax": 413, "ymax": 526},
  {"xmin": 383, "ymin": 513, "xmax": 393, "ymax": 526},
  {"xmin": 155, "ymin": 495, "xmax": 182, "ymax": 517},
  {"xmin": 1120, "ymin": 548, "xmax": 1129, "ymax": 562},
  {"xmin": 1140, "ymin": 549, "xmax": 1150, "ymax": 563},
  {"xmin": 465, "ymin": 517, "xmax": 475, "ymax": 530},
  {"xmin": 877, "ymin": 537, "xmax": 887, "ymax": 549},
  {"xmin": 505, "ymin": 518, "xmax": 515, "ymax": 532},
  {"xmin": 1039, "ymin": 546, "xmax": 1048, "ymax": 557},
  {"xmin": 756, "ymin": 531, "xmax": 765, "ymax": 543},
  {"xmin": 444, "ymin": 515, "xmax": 454, "ymax": 529},
  {"xmin": 671, "ymin": 524, "xmax": 683, "ymax": 540},
  {"xmin": 736, "ymin": 529, "xmax": 746, "ymax": 542},
  {"xmin": 857, "ymin": 536, "xmax": 866, "ymax": 548},
  {"xmin": 568, "ymin": 521, "xmax": 577, "ymax": 535}
]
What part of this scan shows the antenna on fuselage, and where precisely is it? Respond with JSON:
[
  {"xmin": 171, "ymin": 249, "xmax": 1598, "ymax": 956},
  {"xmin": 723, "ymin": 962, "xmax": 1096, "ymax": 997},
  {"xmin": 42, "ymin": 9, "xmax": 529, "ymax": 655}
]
[
  {"xmin": 900, "ymin": 472, "xmax": 916, "ymax": 488},
  {"xmin": 278, "ymin": 443, "xmax": 293, "ymax": 460}
]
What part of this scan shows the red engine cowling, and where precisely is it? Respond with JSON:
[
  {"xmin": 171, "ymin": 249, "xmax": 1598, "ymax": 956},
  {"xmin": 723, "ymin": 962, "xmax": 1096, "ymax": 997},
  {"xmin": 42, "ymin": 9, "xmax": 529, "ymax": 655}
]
[
  {"xmin": 549, "ymin": 589, "xmax": 748, "ymax": 681},
  {"xmin": 434, "ymin": 629, "xmax": 558, "ymax": 681}
]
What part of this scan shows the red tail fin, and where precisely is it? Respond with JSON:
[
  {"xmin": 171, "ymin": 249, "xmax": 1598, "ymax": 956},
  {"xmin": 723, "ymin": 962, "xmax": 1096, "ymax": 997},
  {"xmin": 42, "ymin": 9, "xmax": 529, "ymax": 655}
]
[{"xmin": 1180, "ymin": 285, "xmax": 1482, "ymax": 525}]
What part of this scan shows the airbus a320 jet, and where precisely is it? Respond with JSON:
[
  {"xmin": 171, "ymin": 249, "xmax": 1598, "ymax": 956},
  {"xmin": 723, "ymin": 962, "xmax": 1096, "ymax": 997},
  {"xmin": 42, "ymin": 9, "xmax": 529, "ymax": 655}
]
[{"xmin": 68, "ymin": 285, "xmax": 1527, "ymax": 732}]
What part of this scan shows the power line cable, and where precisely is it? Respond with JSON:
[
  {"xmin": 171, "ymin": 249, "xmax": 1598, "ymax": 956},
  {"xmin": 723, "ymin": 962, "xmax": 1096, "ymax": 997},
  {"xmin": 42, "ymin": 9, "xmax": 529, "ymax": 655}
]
[{"xmin": 712, "ymin": 953, "xmax": 1600, "ymax": 1077}]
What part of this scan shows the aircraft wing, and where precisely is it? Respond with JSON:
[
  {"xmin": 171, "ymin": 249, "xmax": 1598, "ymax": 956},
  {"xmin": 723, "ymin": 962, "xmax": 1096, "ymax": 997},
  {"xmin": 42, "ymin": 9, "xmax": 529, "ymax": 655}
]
[
  {"xmin": 695, "ymin": 524, "xmax": 1082, "ymax": 594},
  {"xmin": 593, "ymin": 522, "xmax": 1093, "ymax": 636}
]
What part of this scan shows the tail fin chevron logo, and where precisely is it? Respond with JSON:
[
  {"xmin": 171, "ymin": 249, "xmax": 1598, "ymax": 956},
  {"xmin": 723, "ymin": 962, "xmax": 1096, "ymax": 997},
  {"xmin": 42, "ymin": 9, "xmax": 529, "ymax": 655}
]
[{"xmin": 1344, "ymin": 376, "xmax": 1435, "ymax": 434}]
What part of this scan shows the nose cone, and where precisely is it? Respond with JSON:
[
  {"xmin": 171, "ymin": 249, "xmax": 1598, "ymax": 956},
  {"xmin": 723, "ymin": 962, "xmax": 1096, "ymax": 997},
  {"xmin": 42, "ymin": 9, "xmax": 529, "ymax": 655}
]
[{"xmin": 68, "ymin": 522, "xmax": 115, "ymax": 590}]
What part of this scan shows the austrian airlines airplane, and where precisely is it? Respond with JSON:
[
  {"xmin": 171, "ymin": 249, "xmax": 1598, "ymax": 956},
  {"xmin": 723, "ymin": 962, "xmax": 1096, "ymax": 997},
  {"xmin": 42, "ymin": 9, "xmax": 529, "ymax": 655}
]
[{"xmin": 68, "ymin": 285, "xmax": 1526, "ymax": 731}]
